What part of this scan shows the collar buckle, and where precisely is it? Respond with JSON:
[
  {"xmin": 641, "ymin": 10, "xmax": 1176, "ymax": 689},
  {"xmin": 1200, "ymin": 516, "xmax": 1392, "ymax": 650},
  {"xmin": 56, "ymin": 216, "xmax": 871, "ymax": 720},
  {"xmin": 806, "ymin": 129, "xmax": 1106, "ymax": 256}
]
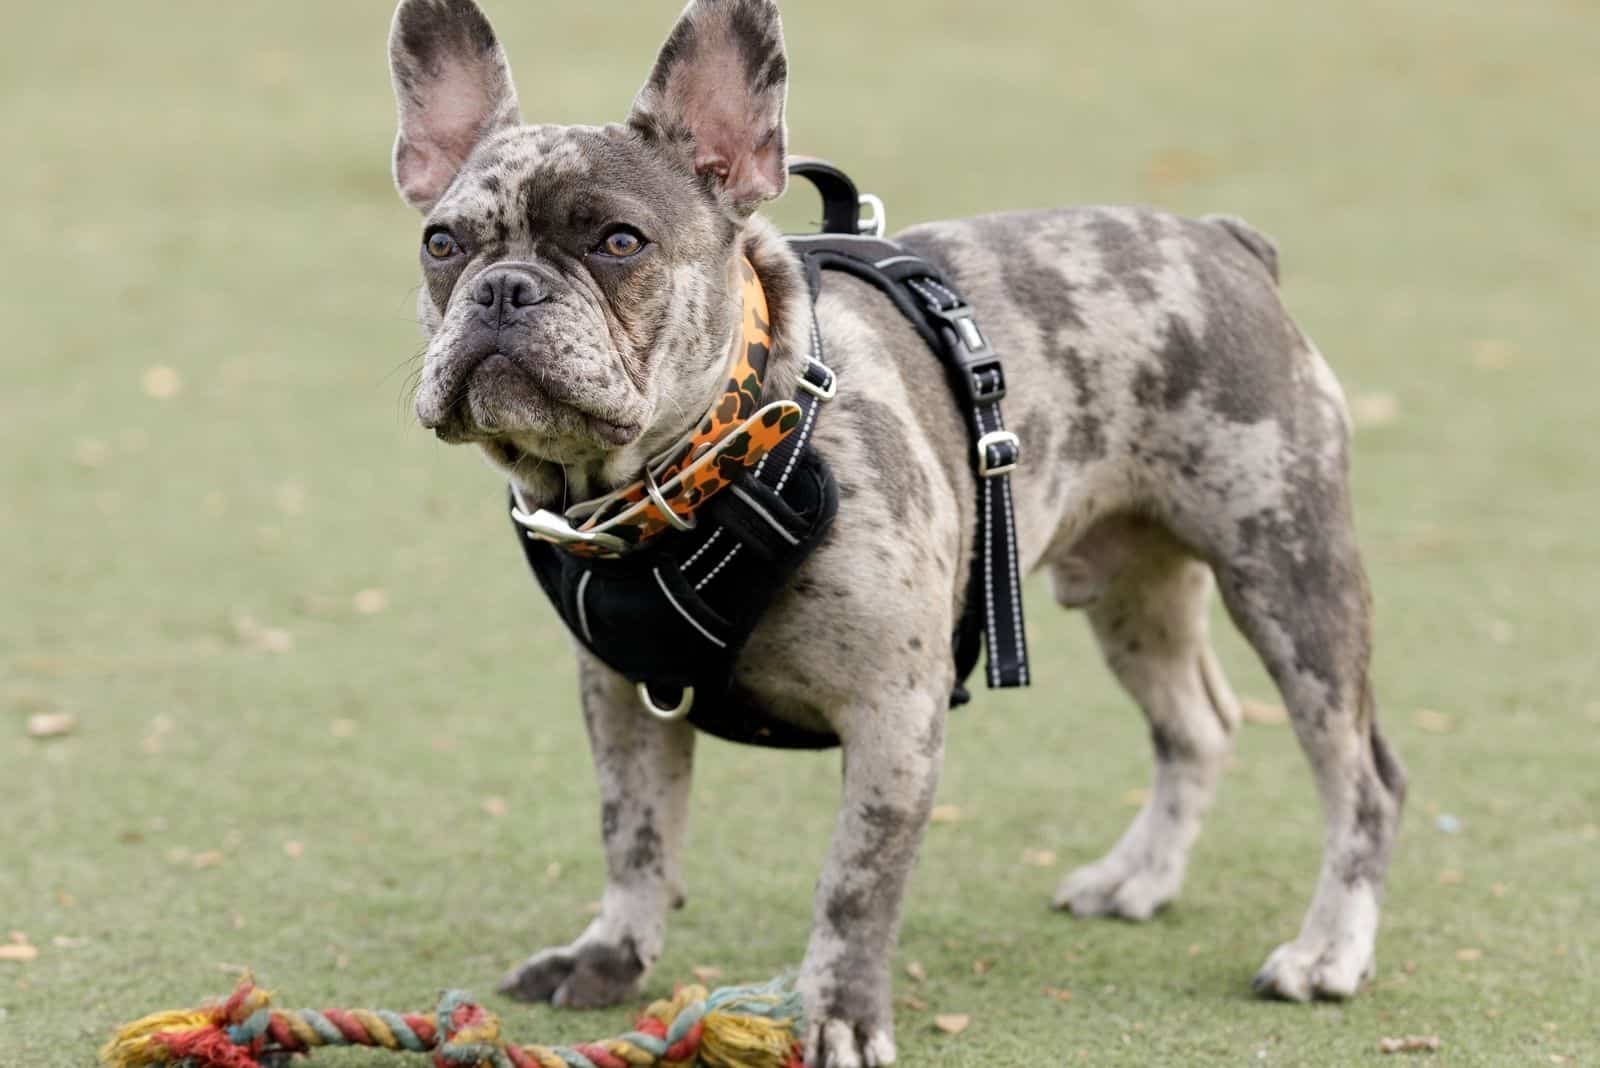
[{"xmin": 512, "ymin": 503, "xmax": 630, "ymax": 554}]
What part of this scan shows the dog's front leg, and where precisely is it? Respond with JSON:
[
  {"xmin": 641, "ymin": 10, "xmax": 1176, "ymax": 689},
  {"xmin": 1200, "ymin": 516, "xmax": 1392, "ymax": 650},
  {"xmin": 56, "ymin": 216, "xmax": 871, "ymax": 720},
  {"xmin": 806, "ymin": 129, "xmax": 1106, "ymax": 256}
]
[
  {"xmin": 499, "ymin": 652, "xmax": 694, "ymax": 1008},
  {"xmin": 801, "ymin": 691, "xmax": 945, "ymax": 1068}
]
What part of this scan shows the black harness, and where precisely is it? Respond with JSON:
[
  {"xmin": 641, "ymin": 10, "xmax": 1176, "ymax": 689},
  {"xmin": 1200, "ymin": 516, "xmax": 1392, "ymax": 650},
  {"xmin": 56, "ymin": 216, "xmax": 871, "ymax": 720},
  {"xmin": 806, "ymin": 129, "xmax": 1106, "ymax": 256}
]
[{"xmin": 513, "ymin": 160, "xmax": 1030, "ymax": 748}]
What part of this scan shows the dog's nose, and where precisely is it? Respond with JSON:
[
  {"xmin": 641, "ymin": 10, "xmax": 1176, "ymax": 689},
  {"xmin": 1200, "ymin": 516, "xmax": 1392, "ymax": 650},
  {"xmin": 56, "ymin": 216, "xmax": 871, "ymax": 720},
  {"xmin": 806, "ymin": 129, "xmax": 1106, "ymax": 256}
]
[{"xmin": 473, "ymin": 267, "xmax": 548, "ymax": 315}]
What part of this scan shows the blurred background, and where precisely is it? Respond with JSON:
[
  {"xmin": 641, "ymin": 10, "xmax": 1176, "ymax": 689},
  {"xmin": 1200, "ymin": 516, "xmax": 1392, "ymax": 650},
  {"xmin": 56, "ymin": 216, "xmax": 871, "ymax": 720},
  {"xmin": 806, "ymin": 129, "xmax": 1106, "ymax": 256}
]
[{"xmin": 3, "ymin": 2, "xmax": 1596, "ymax": 1064}]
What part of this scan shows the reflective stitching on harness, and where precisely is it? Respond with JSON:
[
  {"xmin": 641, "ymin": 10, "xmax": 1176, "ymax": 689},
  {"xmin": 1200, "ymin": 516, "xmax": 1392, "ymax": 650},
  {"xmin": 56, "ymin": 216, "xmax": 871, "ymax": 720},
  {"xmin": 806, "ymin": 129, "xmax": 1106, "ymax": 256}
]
[
  {"xmin": 683, "ymin": 529, "xmax": 724, "ymax": 574},
  {"xmin": 652, "ymin": 567, "xmax": 728, "ymax": 649},
  {"xmin": 991, "ymin": 404, "xmax": 1028, "ymax": 685},
  {"xmin": 576, "ymin": 569, "xmax": 595, "ymax": 644},
  {"xmin": 925, "ymin": 279, "xmax": 961, "ymax": 306},
  {"xmin": 694, "ymin": 544, "xmax": 741, "ymax": 591},
  {"xmin": 699, "ymin": 314, "xmax": 826, "ymax": 590},
  {"xmin": 906, "ymin": 279, "xmax": 943, "ymax": 308},
  {"xmin": 978, "ymin": 403, "xmax": 1000, "ymax": 688},
  {"xmin": 777, "ymin": 370, "xmax": 825, "ymax": 489},
  {"xmin": 730, "ymin": 486, "xmax": 802, "ymax": 546}
]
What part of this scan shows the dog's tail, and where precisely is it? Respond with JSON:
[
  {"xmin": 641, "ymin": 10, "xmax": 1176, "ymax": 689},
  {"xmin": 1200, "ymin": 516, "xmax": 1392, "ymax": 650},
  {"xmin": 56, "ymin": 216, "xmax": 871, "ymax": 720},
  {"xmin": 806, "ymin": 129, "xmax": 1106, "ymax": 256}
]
[{"xmin": 1204, "ymin": 214, "xmax": 1280, "ymax": 284}]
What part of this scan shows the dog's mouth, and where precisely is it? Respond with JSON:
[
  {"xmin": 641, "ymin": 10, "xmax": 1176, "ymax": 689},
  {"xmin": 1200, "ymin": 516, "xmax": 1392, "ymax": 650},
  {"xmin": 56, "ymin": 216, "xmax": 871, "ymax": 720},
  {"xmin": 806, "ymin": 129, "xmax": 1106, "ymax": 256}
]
[{"xmin": 422, "ymin": 351, "xmax": 645, "ymax": 454}]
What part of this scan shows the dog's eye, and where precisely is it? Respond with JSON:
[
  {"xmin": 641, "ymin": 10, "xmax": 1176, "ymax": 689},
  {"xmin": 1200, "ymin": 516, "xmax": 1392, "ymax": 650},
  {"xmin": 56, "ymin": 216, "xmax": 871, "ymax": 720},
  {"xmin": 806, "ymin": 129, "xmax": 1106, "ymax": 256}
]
[
  {"xmin": 424, "ymin": 230, "xmax": 460, "ymax": 261},
  {"xmin": 598, "ymin": 227, "xmax": 646, "ymax": 259}
]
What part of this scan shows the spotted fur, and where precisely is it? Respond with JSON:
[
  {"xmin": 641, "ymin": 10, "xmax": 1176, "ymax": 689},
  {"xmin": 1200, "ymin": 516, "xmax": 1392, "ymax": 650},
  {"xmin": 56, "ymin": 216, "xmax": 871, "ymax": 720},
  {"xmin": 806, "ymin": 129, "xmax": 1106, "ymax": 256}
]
[{"xmin": 388, "ymin": 2, "xmax": 1404, "ymax": 1064}]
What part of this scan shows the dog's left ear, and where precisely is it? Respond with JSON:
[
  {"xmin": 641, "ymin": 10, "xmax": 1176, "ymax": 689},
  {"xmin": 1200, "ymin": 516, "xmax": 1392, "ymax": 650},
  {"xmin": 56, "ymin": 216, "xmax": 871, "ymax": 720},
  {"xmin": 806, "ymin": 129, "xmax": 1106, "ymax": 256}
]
[{"xmin": 628, "ymin": 0, "xmax": 789, "ymax": 219}]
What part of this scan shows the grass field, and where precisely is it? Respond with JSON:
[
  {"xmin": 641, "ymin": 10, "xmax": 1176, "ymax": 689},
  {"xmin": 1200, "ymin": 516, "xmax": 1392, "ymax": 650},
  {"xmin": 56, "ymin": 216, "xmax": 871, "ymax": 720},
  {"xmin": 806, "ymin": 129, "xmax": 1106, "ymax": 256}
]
[{"xmin": 3, "ymin": 1, "xmax": 1597, "ymax": 1064}]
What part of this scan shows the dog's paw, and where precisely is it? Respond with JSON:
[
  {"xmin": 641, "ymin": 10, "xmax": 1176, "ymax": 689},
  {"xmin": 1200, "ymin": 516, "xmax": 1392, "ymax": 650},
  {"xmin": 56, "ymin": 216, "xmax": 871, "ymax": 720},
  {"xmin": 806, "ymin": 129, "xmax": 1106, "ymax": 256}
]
[
  {"xmin": 805, "ymin": 1018, "xmax": 896, "ymax": 1068},
  {"xmin": 1251, "ymin": 938, "xmax": 1375, "ymax": 1002},
  {"xmin": 497, "ymin": 938, "xmax": 644, "ymax": 1009},
  {"xmin": 1052, "ymin": 852, "xmax": 1182, "ymax": 921}
]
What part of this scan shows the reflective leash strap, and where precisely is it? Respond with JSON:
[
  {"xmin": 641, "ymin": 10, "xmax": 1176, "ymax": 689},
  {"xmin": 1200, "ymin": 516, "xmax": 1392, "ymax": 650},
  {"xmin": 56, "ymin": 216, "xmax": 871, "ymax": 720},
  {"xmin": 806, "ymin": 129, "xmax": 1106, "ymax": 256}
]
[{"xmin": 902, "ymin": 277, "xmax": 1031, "ymax": 689}]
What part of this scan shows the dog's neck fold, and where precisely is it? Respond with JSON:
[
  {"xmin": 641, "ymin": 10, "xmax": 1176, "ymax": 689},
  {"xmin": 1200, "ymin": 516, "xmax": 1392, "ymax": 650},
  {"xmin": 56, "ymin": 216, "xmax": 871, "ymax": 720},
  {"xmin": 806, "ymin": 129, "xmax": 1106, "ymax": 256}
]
[{"xmin": 503, "ymin": 217, "xmax": 812, "ymax": 511}]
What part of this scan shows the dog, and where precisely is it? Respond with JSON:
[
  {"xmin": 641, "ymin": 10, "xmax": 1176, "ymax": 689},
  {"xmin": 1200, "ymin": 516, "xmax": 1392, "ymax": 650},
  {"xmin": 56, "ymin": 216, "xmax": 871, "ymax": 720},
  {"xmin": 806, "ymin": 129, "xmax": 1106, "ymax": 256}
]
[{"xmin": 386, "ymin": 2, "xmax": 1406, "ymax": 1064}]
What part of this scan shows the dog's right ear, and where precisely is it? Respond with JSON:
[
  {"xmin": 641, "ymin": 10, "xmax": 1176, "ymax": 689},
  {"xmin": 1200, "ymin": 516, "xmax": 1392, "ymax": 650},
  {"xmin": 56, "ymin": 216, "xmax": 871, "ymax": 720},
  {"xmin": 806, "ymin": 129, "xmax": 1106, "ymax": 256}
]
[{"xmin": 388, "ymin": 0, "xmax": 520, "ymax": 213}]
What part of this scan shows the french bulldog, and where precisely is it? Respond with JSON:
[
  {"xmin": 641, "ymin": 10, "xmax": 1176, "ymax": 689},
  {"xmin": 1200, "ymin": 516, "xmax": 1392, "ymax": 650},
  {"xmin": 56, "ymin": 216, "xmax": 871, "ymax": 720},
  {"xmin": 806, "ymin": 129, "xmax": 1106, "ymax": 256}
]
[{"xmin": 386, "ymin": 1, "xmax": 1406, "ymax": 1064}]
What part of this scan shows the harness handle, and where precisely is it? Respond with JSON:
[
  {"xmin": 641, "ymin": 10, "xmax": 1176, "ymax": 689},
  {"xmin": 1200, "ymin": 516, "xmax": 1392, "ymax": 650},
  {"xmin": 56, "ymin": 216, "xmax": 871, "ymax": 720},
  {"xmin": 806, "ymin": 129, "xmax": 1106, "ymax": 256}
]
[{"xmin": 787, "ymin": 157, "xmax": 884, "ymax": 237}]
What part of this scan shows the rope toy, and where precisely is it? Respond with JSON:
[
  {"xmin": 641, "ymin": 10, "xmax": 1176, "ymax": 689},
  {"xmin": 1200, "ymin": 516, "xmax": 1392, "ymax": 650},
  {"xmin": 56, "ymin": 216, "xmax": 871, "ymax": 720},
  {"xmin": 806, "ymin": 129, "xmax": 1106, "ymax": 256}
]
[{"xmin": 102, "ymin": 975, "xmax": 804, "ymax": 1068}]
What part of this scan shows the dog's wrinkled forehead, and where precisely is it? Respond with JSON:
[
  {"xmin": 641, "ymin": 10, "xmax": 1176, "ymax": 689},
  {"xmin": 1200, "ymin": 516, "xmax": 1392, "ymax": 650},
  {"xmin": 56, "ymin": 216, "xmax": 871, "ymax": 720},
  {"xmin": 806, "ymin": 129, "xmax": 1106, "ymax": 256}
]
[{"xmin": 432, "ymin": 123, "xmax": 731, "ymax": 259}]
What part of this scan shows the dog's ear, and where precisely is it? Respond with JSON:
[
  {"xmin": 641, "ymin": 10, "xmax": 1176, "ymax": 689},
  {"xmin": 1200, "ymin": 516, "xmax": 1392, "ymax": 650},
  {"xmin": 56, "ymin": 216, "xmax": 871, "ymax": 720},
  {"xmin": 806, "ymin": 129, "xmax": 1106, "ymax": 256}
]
[
  {"xmin": 388, "ymin": 0, "xmax": 520, "ymax": 213},
  {"xmin": 628, "ymin": 0, "xmax": 789, "ymax": 219}
]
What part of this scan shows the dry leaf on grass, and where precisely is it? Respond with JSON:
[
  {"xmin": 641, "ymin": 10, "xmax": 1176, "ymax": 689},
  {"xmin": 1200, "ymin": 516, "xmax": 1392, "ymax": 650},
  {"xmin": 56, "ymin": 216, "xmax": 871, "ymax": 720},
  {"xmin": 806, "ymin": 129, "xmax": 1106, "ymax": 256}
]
[
  {"xmin": 0, "ymin": 943, "xmax": 38, "ymax": 963},
  {"xmin": 192, "ymin": 850, "xmax": 225, "ymax": 870},
  {"xmin": 691, "ymin": 965, "xmax": 723, "ymax": 984},
  {"xmin": 905, "ymin": 961, "xmax": 926, "ymax": 982},
  {"xmin": 234, "ymin": 615, "xmax": 294, "ymax": 654},
  {"xmin": 1437, "ymin": 869, "xmax": 1465, "ymax": 885},
  {"xmin": 1241, "ymin": 698, "xmax": 1288, "ymax": 726},
  {"xmin": 75, "ymin": 439, "xmax": 110, "ymax": 468},
  {"xmin": 1352, "ymin": 392, "xmax": 1400, "ymax": 428},
  {"xmin": 27, "ymin": 712, "xmax": 77, "ymax": 738},
  {"xmin": 897, "ymin": 994, "xmax": 928, "ymax": 1012},
  {"xmin": 283, "ymin": 841, "xmax": 305, "ymax": 859},
  {"xmin": 1378, "ymin": 1035, "xmax": 1441, "ymax": 1054},
  {"xmin": 51, "ymin": 936, "xmax": 87, "ymax": 949},
  {"xmin": 1023, "ymin": 849, "xmax": 1057, "ymax": 868},
  {"xmin": 933, "ymin": 1014, "xmax": 970, "ymax": 1035},
  {"xmin": 353, "ymin": 588, "xmax": 389, "ymax": 615},
  {"xmin": 1414, "ymin": 709, "xmax": 1453, "ymax": 734},
  {"xmin": 1122, "ymin": 788, "xmax": 1150, "ymax": 807},
  {"xmin": 481, "ymin": 797, "xmax": 509, "ymax": 818},
  {"xmin": 1142, "ymin": 148, "xmax": 1217, "ymax": 191},
  {"xmin": 972, "ymin": 959, "xmax": 994, "ymax": 976},
  {"xmin": 141, "ymin": 365, "xmax": 183, "ymax": 400},
  {"xmin": 1456, "ymin": 948, "xmax": 1482, "ymax": 962},
  {"xmin": 929, "ymin": 804, "xmax": 962, "ymax": 824},
  {"xmin": 275, "ymin": 482, "xmax": 306, "ymax": 516},
  {"xmin": 1470, "ymin": 339, "xmax": 1515, "ymax": 371},
  {"xmin": 329, "ymin": 718, "xmax": 357, "ymax": 738},
  {"xmin": 1490, "ymin": 883, "xmax": 1508, "ymax": 898},
  {"xmin": 1043, "ymin": 986, "xmax": 1073, "ymax": 1003}
]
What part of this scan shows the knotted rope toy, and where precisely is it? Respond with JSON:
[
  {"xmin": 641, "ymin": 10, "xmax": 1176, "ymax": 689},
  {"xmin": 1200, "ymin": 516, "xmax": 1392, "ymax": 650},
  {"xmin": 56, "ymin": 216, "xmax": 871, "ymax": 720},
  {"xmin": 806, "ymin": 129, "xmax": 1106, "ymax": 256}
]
[{"xmin": 102, "ymin": 975, "xmax": 804, "ymax": 1068}]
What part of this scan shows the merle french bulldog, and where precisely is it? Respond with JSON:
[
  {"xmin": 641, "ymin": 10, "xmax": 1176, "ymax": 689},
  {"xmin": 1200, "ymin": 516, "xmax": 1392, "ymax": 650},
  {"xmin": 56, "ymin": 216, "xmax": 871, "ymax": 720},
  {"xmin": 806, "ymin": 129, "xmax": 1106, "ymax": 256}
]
[{"xmin": 386, "ymin": 1, "xmax": 1405, "ymax": 1063}]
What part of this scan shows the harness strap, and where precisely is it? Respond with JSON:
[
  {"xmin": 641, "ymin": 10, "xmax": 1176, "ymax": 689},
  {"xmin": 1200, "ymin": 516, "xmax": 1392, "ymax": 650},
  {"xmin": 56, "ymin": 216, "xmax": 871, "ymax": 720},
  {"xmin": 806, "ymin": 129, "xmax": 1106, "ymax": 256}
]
[{"xmin": 788, "ymin": 232, "xmax": 1031, "ymax": 693}]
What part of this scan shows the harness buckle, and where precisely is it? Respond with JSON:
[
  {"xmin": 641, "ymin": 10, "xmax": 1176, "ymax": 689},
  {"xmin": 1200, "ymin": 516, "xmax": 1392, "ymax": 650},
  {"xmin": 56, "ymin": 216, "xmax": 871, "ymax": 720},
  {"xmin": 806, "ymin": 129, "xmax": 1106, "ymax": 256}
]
[
  {"xmin": 512, "ymin": 505, "xmax": 630, "ymax": 554},
  {"xmin": 797, "ymin": 359, "xmax": 838, "ymax": 401},
  {"xmin": 976, "ymin": 430, "xmax": 1022, "ymax": 478}
]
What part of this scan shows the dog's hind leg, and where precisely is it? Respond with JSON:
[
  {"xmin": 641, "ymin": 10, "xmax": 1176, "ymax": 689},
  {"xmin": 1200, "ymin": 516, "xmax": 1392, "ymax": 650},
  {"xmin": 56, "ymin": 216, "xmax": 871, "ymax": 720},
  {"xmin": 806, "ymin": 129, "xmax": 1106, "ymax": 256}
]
[
  {"xmin": 1052, "ymin": 523, "xmax": 1241, "ymax": 920},
  {"xmin": 1214, "ymin": 453, "xmax": 1406, "ymax": 1001}
]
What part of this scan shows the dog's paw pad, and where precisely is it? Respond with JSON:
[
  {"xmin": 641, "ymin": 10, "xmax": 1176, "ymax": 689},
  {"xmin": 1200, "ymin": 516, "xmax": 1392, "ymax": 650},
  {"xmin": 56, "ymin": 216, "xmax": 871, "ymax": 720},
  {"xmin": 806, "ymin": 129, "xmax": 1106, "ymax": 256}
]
[
  {"xmin": 806, "ymin": 1019, "xmax": 896, "ymax": 1068},
  {"xmin": 498, "ymin": 940, "xmax": 644, "ymax": 1009}
]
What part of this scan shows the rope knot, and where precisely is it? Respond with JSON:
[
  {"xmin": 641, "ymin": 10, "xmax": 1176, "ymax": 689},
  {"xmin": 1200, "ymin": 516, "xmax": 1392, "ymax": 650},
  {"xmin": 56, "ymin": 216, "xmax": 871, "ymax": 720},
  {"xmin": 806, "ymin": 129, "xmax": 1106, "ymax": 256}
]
[{"xmin": 434, "ymin": 991, "xmax": 503, "ymax": 1067}]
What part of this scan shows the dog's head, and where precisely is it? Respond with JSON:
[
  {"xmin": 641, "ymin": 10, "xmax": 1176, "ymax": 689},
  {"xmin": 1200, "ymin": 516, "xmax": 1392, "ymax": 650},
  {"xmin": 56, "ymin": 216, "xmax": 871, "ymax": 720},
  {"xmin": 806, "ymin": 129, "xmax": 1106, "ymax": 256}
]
[{"xmin": 387, "ymin": 0, "xmax": 790, "ymax": 491}]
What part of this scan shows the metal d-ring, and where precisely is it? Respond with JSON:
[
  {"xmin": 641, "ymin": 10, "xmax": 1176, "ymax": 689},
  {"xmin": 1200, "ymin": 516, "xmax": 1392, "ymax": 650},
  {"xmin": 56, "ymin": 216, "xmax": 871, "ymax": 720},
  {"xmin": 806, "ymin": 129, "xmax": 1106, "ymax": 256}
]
[
  {"xmin": 637, "ymin": 682, "xmax": 694, "ymax": 720},
  {"xmin": 643, "ymin": 464, "xmax": 697, "ymax": 532}
]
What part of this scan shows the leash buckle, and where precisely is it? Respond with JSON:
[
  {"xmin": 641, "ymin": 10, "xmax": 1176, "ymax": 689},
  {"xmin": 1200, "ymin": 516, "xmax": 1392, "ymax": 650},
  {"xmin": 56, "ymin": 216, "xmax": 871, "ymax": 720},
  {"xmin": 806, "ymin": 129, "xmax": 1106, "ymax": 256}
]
[{"xmin": 976, "ymin": 430, "xmax": 1021, "ymax": 478}]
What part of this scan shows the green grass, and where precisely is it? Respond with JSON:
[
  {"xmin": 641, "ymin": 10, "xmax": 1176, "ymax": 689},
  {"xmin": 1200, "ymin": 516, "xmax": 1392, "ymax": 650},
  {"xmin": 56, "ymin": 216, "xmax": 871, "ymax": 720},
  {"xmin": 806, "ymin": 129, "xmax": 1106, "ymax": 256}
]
[{"xmin": 3, "ymin": 1, "xmax": 1597, "ymax": 1064}]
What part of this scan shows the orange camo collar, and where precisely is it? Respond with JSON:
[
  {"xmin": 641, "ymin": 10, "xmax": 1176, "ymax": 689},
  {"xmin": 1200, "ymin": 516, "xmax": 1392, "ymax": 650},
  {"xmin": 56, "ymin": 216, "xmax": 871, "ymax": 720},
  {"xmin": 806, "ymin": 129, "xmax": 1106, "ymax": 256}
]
[{"xmin": 513, "ymin": 258, "xmax": 805, "ymax": 558}]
